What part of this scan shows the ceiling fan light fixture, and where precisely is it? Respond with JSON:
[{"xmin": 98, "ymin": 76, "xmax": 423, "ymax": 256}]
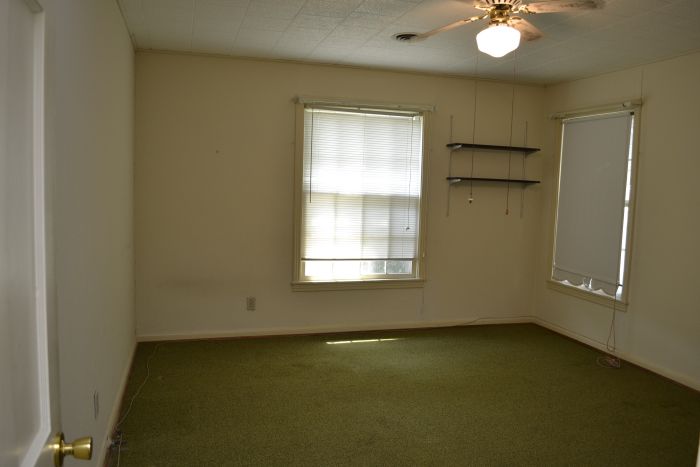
[{"xmin": 476, "ymin": 23, "xmax": 521, "ymax": 58}]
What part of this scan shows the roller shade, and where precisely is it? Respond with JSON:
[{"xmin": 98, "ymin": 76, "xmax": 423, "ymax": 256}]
[{"xmin": 553, "ymin": 112, "xmax": 633, "ymax": 295}]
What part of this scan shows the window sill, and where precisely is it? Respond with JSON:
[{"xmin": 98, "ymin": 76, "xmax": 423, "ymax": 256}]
[
  {"xmin": 292, "ymin": 279, "xmax": 425, "ymax": 292},
  {"xmin": 547, "ymin": 280, "xmax": 628, "ymax": 312}
]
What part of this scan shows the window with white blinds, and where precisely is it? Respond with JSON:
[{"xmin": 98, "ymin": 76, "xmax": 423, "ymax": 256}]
[
  {"xmin": 552, "ymin": 110, "xmax": 636, "ymax": 300},
  {"xmin": 298, "ymin": 105, "xmax": 425, "ymax": 283}
]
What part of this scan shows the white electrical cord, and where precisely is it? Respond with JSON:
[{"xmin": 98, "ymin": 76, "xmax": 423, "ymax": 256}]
[
  {"xmin": 597, "ymin": 287, "xmax": 621, "ymax": 369},
  {"xmin": 112, "ymin": 343, "xmax": 163, "ymax": 466}
]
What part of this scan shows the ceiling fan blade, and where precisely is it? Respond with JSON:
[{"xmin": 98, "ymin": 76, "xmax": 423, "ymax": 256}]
[
  {"xmin": 522, "ymin": 0, "xmax": 603, "ymax": 14},
  {"xmin": 412, "ymin": 14, "xmax": 488, "ymax": 40},
  {"xmin": 509, "ymin": 17, "xmax": 544, "ymax": 41}
]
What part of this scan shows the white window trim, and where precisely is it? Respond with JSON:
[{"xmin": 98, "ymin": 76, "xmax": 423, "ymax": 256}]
[
  {"xmin": 291, "ymin": 101, "xmax": 431, "ymax": 291},
  {"xmin": 547, "ymin": 104, "xmax": 642, "ymax": 310}
]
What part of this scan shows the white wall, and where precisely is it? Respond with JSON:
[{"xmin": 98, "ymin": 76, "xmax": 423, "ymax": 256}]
[
  {"xmin": 134, "ymin": 52, "xmax": 546, "ymax": 339},
  {"xmin": 44, "ymin": 0, "xmax": 135, "ymax": 463},
  {"xmin": 534, "ymin": 52, "xmax": 700, "ymax": 390}
]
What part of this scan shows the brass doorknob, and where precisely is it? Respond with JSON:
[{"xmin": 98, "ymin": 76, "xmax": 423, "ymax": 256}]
[{"xmin": 52, "ymin": 432, "xmax": 92, "ymax": 467}]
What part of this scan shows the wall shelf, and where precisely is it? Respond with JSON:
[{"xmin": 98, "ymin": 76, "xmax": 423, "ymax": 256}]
[
  {"xmin": 447, "ymin": 176, "xmax": 540, "ymax": 185},
  {"xmin": 446, "ymin": 142, "xmax": 540, "ymax": 155}
]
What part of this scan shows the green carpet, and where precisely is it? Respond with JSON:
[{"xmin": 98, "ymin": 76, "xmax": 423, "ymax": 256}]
[{"xmin": 110, "ymin": 324, "xmax": 700, "ymax": 466}]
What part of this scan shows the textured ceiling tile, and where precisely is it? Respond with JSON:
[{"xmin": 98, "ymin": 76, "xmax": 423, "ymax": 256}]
[
  {"xmin": 240, "ymin": 16, "xmax": 292, "ymax": 31},
  {"xmin": 341, "ymin": 11, "xmax": 397, "ymax": 28},
  {"xmin": 356, "ymin": 0, "xmax": 418, "ymax": 18},
  {"xmin": 245, "ymin": 5, "xmax": 300, "ymax": 19},
  {"xmin": 291, "ymin": 14, "xmax": 345, "ymax": 30},
  {"xmin": 300, "ymin": 0, "xmax": 365, "ymax": 18},
  {"xmin": 196, "ymin": 13, "xmax": 244, "ymax": 29},
  {"xmin": 394, "ymin": 0, "xmax": 480, "ymax": 30},
  {"xmin": 194, "ymin": 19, "xmax": 240, "ymax": 38},
  {"xmin": 124, "ymin": 0, "xmax": 700, "ymax": 83},
  {"xmin": 142, "ymin": 1, "xmax": 194, "ymax": 30},
  {"xmin": 235, "ymin": 28, "xmax": 283, "ymax": 47},
  {"xmin": 246, "ymin": 0, "xmax": 306, "ymax": 19},
  {"xmin": 148, "ymin": 20, "xmax": 193, "ymax": 36},
  {"xmin": 281, "ymin": 28, "xmax": 331, "ymax": 43},
  {"xmin": 195, "ymin": 1, "xmax": 247, "ymax": 21},
  {"xmin": 328, "ymin": 24, "xmax": 382, "ymax": 38}
]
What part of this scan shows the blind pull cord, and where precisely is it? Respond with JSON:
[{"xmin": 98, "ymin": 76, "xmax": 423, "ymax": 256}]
[{"xmin": 309, "ymin": 108, "xmax": 315, "ymax": 203}]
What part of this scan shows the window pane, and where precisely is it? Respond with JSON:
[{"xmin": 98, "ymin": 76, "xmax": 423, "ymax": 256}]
[
  {"xmin": 361, "ymin": 260, "xmax": 386, "ymax": 275},
  {"xmin": 332, "ymin": 261, "xmax": 362, "ymax": 279},
  {"xmin": 304, "ymin": 260, "xmax": 332, "ymax": 279},
  {"xmin": 386, "ymin": 260, "xmax": 412, "ymax": 275}
]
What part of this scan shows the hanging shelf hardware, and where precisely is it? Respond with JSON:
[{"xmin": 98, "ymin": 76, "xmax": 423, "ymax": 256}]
[
  {"xmin": 447, "ymin": 176, "xmax": 540, "ymax": 185},
  {"xmin": 445, "ymin": 140, "xmax": 541, "ymax": 216},
  {"xmin": 446, "ymin": 142, "xmax": 541, "ymax": 186},
  {"xmin": 446, "ymin": 142, "xmax": 540, "ymax": 154}
]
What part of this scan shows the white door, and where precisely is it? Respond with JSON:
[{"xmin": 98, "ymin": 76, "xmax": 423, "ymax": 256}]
[{"xmin": 0, "ymin": 0, "xmax": 63, "ymax": 466}]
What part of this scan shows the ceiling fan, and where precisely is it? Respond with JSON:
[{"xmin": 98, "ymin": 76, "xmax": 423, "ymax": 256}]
[{"xmin": 395, "ymin": 0, "xmax": 604, "ymax": 58}]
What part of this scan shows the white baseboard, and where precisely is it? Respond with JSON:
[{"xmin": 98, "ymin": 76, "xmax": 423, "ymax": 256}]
[
  {"xmin": 533, "ymin": 317, "xmax": 700, "ymax": 392},
  {"xmin": 136, "ymin": 316, "xmax": 534, "ymax": 342},
  {"xmin": 98, "ymin": 339, "xmax": 138, "ymax": 466}
]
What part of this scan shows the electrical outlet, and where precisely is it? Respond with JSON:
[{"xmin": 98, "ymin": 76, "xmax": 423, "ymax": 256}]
[
  {"xmin": 246, "ymin": 296, "xmax": 256, "ymax": 311},
  {"xmin": 93, "ymin": 390, "xmax": 99, "ymax": 420}
]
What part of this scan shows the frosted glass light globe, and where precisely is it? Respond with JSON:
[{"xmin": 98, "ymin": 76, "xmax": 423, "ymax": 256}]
[{"xmin": 476, "ymin": 24, "xmax": 521, "ymax": 58}]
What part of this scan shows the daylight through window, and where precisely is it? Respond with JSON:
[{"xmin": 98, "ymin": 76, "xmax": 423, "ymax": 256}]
[{"xmin": 296, "ymin": 105, "xmax": 426, "ymax": 283}]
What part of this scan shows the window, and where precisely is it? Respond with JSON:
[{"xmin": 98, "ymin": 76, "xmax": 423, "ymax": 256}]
[
  {"xmin": 293, "ymin": 102, "xmax": 427, "ymax": 287},
  {"xmin": 551, "ymin": 109, "xmax": 638, "ymax": 303}
]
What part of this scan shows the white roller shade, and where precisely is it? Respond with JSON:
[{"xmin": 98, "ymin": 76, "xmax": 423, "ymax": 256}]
[
  {"xmin": 553, "ymin": 112, "xmax": 633, "ymax": 295},
  {"xmin": 301, "ymin": 107, "xmax": 423, "ymax": 262}
]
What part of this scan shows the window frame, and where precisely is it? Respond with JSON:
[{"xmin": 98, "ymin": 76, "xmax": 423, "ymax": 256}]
[
  {"xmin": 547, "ymin": 105, "xmax": 642, "ymax": 309},
  {"xmin": 291, "ymin": 100, "xmax": 430, "ymax": 291}
]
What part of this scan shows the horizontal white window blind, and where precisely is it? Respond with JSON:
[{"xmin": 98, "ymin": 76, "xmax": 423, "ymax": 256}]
[
  {"xmin": 301, "ymin": 106, "xmax": 423, "ymax": 281},
  {"xmin": 553, "ymin": 112, "xmax": 633, "ymax": 296}
]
